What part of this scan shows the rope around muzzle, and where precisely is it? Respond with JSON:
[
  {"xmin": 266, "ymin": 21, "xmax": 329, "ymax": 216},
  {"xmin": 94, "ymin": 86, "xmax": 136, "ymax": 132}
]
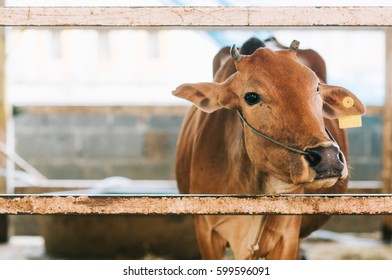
[{"xmin": 237, "ymin": 110, "xmax": 310, "ymax": 155}]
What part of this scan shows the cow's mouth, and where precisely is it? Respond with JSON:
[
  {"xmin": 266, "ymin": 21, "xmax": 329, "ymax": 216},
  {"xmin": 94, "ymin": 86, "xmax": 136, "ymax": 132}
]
[{"xmin": 314, "ymin": 169, "xmax": 343, "ymax": 180}]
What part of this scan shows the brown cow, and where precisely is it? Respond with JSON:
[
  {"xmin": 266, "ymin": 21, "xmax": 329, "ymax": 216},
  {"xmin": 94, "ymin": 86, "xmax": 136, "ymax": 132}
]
[{"xmin": 173, "ymin": 37, "xmax": 365, "ymax": 259}]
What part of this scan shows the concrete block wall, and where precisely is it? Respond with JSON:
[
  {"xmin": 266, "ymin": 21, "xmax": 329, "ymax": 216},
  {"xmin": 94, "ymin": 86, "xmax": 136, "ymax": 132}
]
[
  {"xmin": 13, "ymin": 107, "xmax": 184, "ymax": 181},
  {"xmin": 12, "ymin": 106, "xmax": 381, "ymax": 182}
]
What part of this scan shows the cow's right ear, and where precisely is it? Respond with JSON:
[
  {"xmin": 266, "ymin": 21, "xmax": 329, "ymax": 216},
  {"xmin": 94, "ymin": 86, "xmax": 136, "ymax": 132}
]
[
  {"xmin": 319, "ymin": 85, "xmax": 366, "ymax": 119},
  {"xmin": 172, "ymin": 82, "xmax": 224, "ymax": 113}
]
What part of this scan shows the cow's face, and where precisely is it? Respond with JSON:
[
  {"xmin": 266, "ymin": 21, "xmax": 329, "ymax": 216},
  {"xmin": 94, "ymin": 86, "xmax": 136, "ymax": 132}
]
[{"xmin": 173, "ymin": 45, "xmax": 365, "ymax": 191}]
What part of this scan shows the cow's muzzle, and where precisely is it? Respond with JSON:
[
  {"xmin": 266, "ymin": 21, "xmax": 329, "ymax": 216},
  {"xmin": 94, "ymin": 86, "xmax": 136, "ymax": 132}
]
[{"xmin": 305, "ymin": 145, "xmax": 345, "ymax": 179}]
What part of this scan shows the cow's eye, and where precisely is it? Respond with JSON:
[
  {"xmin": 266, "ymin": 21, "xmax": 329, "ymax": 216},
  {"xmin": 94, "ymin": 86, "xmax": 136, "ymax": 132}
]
[
  {"xmin": 244, "ymin": 92, "xmax": 261, "ymax": 105},
  {"xmin": 317, "ymin": 83, "xmax": 321, "ymax": 94}
]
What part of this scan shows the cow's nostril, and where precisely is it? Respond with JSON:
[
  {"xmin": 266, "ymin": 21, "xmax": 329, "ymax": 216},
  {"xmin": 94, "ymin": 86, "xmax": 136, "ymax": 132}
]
[
  {"xmin": 305, "ymin": 149, "xmax": 321, "ymax": 167},
  {"xmin": 338, "ymin": 151, "xmax": 344, "ymax": 163}
]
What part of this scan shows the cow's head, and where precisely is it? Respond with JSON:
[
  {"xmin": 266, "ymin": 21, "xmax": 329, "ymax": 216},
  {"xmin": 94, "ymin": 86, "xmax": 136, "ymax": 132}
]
[{"xmin": 173, "ymin": 41, "xmax": 365, "ymax": 191}]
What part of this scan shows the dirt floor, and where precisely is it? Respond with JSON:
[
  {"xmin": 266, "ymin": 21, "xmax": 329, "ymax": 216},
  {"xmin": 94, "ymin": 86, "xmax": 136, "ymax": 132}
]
[
  {"xmin": 1, "ymin": 230, "xmax": 392, "ymax": 260},
  {"xmin": 301, "ymin": 230, "xmax": 392, "ymax": 260},
  {"xmin": 0, "ymin": 236, "xmax": 46, "ymax": 260}
]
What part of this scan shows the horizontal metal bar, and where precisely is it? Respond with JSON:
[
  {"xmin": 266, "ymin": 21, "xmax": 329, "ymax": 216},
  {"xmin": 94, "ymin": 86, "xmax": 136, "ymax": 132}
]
[
  {"xmin": 1, "ymin": 6, "xmax": 392, "ymax": 27},
  {"xmin": 14, "ymin": 105, "xmax": 189, "ymax": 116},
  {"xmin": 1, "ymin": 195, "xmax": 392, "ymax": 215},
  {"xmin": 11, "ymin": 179, "xmax": 382, "ymax": 190}
]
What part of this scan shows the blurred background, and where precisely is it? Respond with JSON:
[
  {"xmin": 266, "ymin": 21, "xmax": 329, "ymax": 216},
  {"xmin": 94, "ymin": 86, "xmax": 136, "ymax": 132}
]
[{"xmin": 4, "ymin": 1, "xmax": 385, "ymax": 185}]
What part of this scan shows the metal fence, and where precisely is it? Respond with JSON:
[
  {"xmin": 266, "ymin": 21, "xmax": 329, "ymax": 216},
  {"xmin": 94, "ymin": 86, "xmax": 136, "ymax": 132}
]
[{"xmin": 0, "ymin": 6, "xmax": 391, "ymax": 215}]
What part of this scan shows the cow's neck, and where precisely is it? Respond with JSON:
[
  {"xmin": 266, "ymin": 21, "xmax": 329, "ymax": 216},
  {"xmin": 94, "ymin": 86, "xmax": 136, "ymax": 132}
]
[
  {"xmin": 224, "ymin": 110, "xmax": 265, "ymax": 194},
  {"xmin": 263, "ymin": 175, "xmax": 303, "ymax": 194}
]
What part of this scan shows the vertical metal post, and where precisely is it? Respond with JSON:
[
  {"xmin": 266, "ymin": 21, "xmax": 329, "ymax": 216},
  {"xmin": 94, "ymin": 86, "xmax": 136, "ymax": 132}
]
[
  {"xmin": 382, "ymin": 28, "xmax": 392, "ymax": 241},
  {"xmin": 0, "ymin": 0, "xmax": 8, "ymax": 243}
]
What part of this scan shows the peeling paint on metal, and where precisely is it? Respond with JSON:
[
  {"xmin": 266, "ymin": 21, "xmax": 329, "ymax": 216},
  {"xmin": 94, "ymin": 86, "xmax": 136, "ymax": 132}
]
[
  {"xmin": 0, "ymin": 195, "xmax": 392, "ymax": 215},
  {"xmin": 1, "ymin": 7, "xmax": 392, "ymax": 27}
]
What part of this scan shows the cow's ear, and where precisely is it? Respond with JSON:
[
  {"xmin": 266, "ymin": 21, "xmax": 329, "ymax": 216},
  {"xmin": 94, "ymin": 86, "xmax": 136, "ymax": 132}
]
[
  {"xmin": 172, "ymin": 82, "xmax": 222, "ymax": 113},
  {"xmin": 172, "ymin": 82, "xmax": 238, "ymax": 113},
  {"xmin": 319, "ymin": 85, "xmax": 366, "ymax": 119}
]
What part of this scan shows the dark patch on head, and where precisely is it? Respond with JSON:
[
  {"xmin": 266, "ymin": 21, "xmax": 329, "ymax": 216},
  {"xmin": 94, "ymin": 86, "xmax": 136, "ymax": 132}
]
[
  {"xmin": 200, "ymin": 98, "xmax": 210, "ymax": 108},
  {"xmin": 323, "ymin": 95, "xmax": 338, "ymax": 107},
  {"xmin": 195, "ymin": 91, "xmax": 205, "ymax": 99},
  {"xmin": 240, "ymin": 37, "xmax": 265, "ymax": 55},
  {"xmin": 323, "ymin": 103, "xmax": 335, "ymax": 117}
]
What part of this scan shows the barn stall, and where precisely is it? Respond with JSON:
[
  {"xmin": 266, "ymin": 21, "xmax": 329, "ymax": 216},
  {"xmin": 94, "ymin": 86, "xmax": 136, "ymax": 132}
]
[{"xmin": 0, "ymin": 3, "xmax": 392, "ymax": 259}]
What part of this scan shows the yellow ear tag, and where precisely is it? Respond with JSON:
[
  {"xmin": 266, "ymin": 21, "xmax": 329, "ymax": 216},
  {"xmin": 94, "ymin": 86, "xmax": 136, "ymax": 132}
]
[
  {"xmin": 338, "ymin": 115, "xmax": 362, "ymax": 128},
  {"xmin": 343, "ymin": 96, "xmax": 354, "ymax": 108},
  {"xmin": 338, "ymin": 97, "xmax": 362, "ymax": 128}
]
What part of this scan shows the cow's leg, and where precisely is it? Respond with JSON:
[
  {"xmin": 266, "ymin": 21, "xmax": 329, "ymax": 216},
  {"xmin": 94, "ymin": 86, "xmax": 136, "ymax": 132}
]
[
  {"xmin": 214, "ymin": 215, "xmax": 266, "ymax": 260},
  {"xmin": 194, "ymin": 216, "xmax": 227, "ymax": 259},
  {"xmin": 259, "ymin": 215, "xmax": 302, "ymax": 260}
]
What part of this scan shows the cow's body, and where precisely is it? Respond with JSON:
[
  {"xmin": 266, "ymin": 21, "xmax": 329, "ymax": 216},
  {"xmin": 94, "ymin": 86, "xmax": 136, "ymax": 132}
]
[{"xmin": 174, "ymin": 37, "xmax": 365, "ymax": 259}]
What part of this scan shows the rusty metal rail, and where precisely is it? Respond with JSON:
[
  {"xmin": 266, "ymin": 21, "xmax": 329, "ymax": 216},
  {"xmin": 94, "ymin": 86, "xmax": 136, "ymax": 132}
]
[
  {"xmin": 1, "ymin": 6, "xmax": 392, "ymax": 27},
  {"xmin": 1, "ymin": 195, "xmax": 392, "ymax": 215}
]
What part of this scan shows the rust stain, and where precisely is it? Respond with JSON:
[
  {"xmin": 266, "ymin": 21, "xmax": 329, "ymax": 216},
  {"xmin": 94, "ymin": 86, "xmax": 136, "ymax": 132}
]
[
  {"xmin": 1, "ymin": 6, "xmax": 392, "ymax": 27},
  {"xmin": 1, "ymin": 195, "xmax": 392, "ymax": 215}
]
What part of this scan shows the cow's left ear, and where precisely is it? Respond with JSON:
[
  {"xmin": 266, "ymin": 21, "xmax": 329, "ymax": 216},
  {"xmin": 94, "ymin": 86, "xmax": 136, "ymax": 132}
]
[
  {"xmin": 172, "ymin": 82, "xmax": 239, "ymax": 113},
  {"xmin": 319, "ymin": 85, "xmax": 366, "ymax": 119}
]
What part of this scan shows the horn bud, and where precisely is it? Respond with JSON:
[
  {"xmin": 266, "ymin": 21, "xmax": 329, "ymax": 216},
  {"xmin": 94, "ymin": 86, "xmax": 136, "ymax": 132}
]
[
  {"xmin": 289, "ymin": 40, "xmax": 300, "ymax": 51},
  {"xmin": 230, "ymin": 44, "xmax": 242, "ymax": 62}
]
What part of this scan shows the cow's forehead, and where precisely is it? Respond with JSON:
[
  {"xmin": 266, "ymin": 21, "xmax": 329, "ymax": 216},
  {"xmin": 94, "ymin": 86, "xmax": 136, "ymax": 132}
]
[
  {"xmin": 244, "ymin": 47, "xmax": 295, "ymax": 64},
  {"xmin": 238, "ymin": 48, "xmax": 317, "ymax": 83}
]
